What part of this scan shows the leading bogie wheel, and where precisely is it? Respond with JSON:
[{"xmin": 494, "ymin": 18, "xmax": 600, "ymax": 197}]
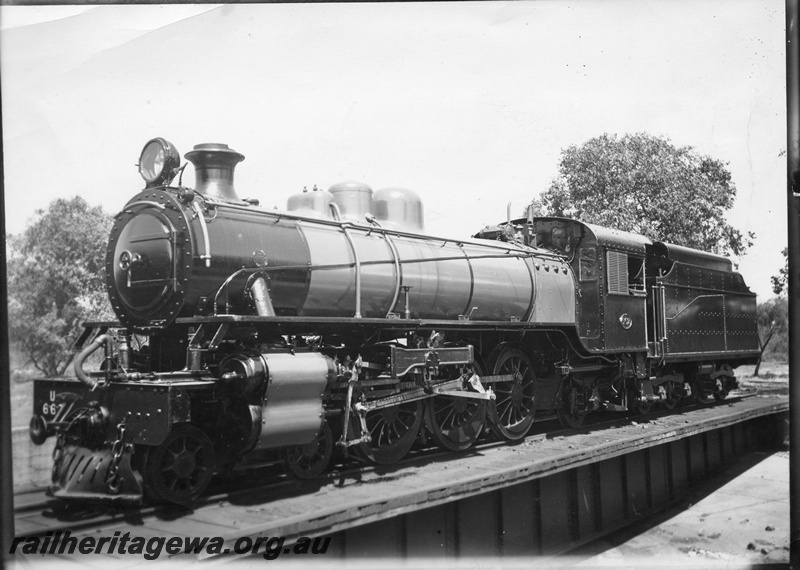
[
  {"xmin": 285, "ymin": 421, "xmax": 333, "ymax": 480},
  {"xmin": 143, "ymin": 423, "xmax": 215, "ymax": 504},
  {"xmin": 487, "ymin": 348, "xmax": 536, "ymax": 441}
]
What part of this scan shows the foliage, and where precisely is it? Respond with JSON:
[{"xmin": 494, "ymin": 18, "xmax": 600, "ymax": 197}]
[
  {"xmin": 537, "ymin": 133, "xmax": 753, "ymax": 257},
  {"xmin": 7, "ymin": 197, "xmax": 114, "ymax": 376},
  {"xmin": 754, "ymin": 296, "xmax": 788, "ymax": 375},
  {"xmin": 770, "ymin": 247, "xmax": 788, "ymax": 295}
]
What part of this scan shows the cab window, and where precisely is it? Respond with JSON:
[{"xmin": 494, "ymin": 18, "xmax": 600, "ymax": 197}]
[
  {"xmin": 551, "ymin": 226, "xmax": 570, "ymax": 253},
  {"xmin": 628, "ymin": 256, "xmax": 645, "ymax": 294},
  {"xmin": 607, "ymin": 250, "xmax": 645, "ymax": 295},
  {"xmin": 579, "ymin": 247, "xmax": 597, "ymax": 282}
]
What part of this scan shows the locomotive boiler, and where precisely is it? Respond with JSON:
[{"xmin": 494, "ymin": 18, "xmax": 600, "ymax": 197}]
[{"xmin": 29, "ymin": 138, "xmax": 760, "ymax": 505}]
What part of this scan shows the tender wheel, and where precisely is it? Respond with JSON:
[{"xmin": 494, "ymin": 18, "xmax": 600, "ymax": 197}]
[
  {"xmin": 557, "ymin": 381, "xmax": 587, "ymax": 429},
  {"xmin": 690, "ymin": 376, "xmax": 714, "ymax": 405},
  {"xmin": 713, "ymin": 378, "xmax": 730, "ymax": 402},
  {"xmin": 357, "ymin": 400, "xmax": 423, "ymax": 465},
  {"xmin": 285, "ymin": 422, "xmax": 333, "ymax": 480},
  {"xmin": 143, "ymin": 424, "xmax": 215, "ymax": 504},
  {"xmin": 661, "ymin": 381, "xmax": 681, "ymax": 410},
  {"xmin": 488, "ymin": 348, "xmax": 536, "ymax": 441}
]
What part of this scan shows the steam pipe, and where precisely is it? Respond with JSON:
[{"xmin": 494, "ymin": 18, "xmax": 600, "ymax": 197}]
[
  {"xmin": 250, "ymin": 275, "xmax": 276, "ymax": 317},
  {"xmin": 74, "ymin": 334, "xmax": 112, "ymax": 389},
  {"xmin": 191, "ymin": 200, "xmax": 212, "ymax": 267}
]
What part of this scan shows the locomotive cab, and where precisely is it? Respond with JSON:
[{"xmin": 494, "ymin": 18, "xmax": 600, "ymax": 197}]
[{"xmin": 534, "ymin": 218, "xmax": 649, "ymax": 355}]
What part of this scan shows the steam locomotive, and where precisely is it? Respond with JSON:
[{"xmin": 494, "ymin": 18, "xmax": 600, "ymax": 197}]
[{"xmin": 29, "ymin": 138, "xmax": 760, "ymax": 504}]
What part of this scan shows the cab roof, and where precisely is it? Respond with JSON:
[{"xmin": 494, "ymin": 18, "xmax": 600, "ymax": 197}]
[{"xmin": 535, "ymin": 217, "xmax": 734, "ymax": 272}]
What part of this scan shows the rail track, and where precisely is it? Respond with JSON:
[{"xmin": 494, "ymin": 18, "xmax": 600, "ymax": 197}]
[{"xmin": 14, "ymin": 389, "xmax": 760, "ymax": 539}]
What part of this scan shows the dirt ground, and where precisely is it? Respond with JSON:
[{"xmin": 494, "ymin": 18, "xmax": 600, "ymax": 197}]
[
  {"xmin": 575, "ymin": 449, "xmax": 790, "ymax": 566},
  {"xmin": 735, "ymin": 361, "xmax": 789, "ymax": 397}
]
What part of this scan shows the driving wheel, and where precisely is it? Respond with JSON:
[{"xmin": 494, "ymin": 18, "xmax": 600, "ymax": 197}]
[
  {"xmin": 357, "ymin": 400, "xmax": 424, "ymax": 465},
  {"xmin": 487, "ymin": 348, "xmax": 536, "ymax": 441}
]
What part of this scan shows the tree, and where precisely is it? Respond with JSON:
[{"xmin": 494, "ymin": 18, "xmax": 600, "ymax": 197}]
[
  {"xmin": 537, "ymin": 133, "xmax": 753, "ymax": 257},
  {"xmin": 770, "ymin": 247, "xmax": 788, "ymax": 295},
  {"xmin": 755, "ymin": 297, "xmax": 788, "ymax": 375},
  {"xmin": 7, "ymin": 197, "xmax": 114, "ymax": 376}
]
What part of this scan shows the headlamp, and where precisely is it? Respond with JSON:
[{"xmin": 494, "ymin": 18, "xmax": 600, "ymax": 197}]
[{"xmin": 138, "ymin": 138, "xmax": 180, "ymax": 187}]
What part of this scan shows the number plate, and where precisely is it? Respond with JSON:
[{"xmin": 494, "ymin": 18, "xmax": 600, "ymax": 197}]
[{"xmin": 32, "ymin": 379, "xmax": 90, "ymax": 422}]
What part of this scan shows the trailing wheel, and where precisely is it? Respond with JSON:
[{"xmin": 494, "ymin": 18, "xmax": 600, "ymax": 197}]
[
  {"xmin": 487, "ymin": 348, "xmax": 536, "ymax": 441},
  {"xmin": 285, "ymin": 421, "xmax": 333, "ymax": 480},
  {"xmin": 628, "ymin": 389, "xmax": 652, "ymax": 415},
  {"xmin": 557, "ymin": 380, "xmax": 587, "ymax": 429},
  {"xmin": 357, "ymin": 400, "xmax": 423, "ymax": 465},
  {"xmin": 143, "ymin": 424, "xmax": 215, "ymax": 504}
]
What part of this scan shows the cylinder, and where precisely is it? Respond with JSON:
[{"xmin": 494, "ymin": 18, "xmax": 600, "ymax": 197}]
[{"xmin": 256, "ymin": 352, "xmax": 333, "ymax": 449}]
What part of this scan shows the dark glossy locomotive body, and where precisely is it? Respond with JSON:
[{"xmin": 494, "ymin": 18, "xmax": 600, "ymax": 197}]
[{"xmin": 30, "ymin": 140, "xmax": 759, "ymax": 504}]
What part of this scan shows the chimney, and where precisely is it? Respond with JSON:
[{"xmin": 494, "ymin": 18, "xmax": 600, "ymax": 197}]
[{"xmin": 185, "ymin": 143, "xmax": 245, "ymax": 202}]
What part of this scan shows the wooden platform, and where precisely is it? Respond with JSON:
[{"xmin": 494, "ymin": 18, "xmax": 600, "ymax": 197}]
[{"xmin": 12, "ymin": 395, "xmax": 788, "ymax": 565}]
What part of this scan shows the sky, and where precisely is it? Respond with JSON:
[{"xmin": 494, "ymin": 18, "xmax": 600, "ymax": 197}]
[{"xmin": 0, "ymin": 1, "xmax": 787, "ymax": 300}]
